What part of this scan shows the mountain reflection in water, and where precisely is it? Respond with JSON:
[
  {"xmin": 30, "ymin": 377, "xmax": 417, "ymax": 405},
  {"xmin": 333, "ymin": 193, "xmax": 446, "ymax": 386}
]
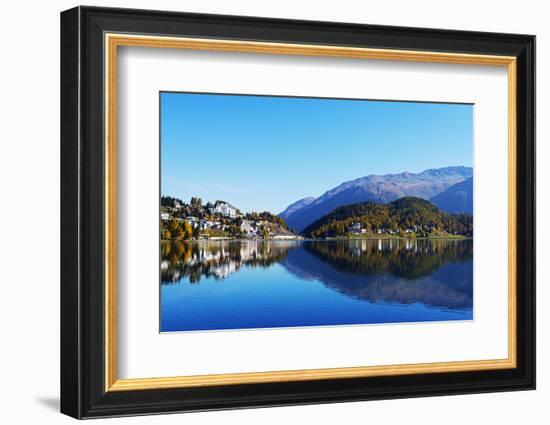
[{"xmin": 161, "ymin": 239, "xmax": 473, "ymax": 331}]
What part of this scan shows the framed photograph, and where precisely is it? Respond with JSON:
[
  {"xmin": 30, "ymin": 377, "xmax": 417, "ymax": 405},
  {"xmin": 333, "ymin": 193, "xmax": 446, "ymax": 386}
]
[{"xmin": 60, "ymin": 6, "xmax": 535, "ymax": 419}]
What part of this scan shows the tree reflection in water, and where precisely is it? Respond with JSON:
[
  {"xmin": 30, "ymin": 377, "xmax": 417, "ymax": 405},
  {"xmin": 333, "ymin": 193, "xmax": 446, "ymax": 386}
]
[
  {"xmin": 161, "ymin": 240, "xmax": 293, "ymax": 284},
  {"xmin": 161, "ymin": 239, "xmax": 472, "ymax": 310}
]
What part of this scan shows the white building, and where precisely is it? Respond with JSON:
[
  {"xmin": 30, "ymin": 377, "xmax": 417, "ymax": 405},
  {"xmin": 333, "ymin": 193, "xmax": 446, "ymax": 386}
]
[
  {"xmin": 240, "ymin": 219, "xmax": 257, "ymax": 237},
  {"xmin": 186, "ymin": 216, "xmax": 199, "ymax": 228},
  {"xmin": 160, "ymin": 212, "xmax": 171, "ymax": 221},
  {"xmin": 348, "ymin": 223, "xmax": 366, "ymax": 234},
  {"xmin": 200, "ymin": 220, "xmax": 215, "ymax": 230},
  {"xmin": 209, "ymin": 202, "xmax": 237, "ymax": 218}
]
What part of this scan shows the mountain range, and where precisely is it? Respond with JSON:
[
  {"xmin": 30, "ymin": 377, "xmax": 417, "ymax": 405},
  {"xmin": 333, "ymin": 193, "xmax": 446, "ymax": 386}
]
[
  {"xmin": 279, "ymin": 166, "xmax": 473, "ymax": 232},
  {"xmin": 430, "ymin": 177, "xmax": 473, "ymax": 214},
  {"xmin": 279, "ymin": 197, "xmax": 316, "ymax": 220}
]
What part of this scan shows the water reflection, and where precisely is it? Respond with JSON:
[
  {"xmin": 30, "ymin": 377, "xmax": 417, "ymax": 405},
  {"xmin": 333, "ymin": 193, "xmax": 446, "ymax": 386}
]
[
  {"xmin": 161, "ymin": 240, "xmax": 293, "ymax": 283},
  {"xmin": 161, "ymin": 239, "xmax": 473, "ymax": 311}
]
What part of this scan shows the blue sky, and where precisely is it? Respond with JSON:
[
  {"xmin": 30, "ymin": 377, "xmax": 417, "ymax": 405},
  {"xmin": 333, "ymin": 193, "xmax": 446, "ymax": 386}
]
[{"xmin": 161, "ymin": 92, "xmax": 473, "ymax": 214}]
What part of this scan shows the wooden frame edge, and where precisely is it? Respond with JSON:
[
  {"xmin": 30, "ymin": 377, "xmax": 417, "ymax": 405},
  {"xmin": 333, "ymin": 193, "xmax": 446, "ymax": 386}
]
[
  {"xmin": 108, "ymin": 358, "xmax": 516, "ymax": 391},
  {"xmin": 105, "ymin": 32, "xmax": 118, "ymax": 391},
  {"xmin": 507, "ymin": 59, "xmax": 518, "ymax": 369},
  {"xmin": 104, "ymin": 33, "xmax": 518, "ymax": 393}
]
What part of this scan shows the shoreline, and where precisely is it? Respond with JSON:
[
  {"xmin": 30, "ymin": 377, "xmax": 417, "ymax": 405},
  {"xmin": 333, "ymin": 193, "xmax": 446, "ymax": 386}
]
[
  {"xmin": 161, "ymin": 235, "xmax": 472, "ymax": 242},
  {"xmin": 320, "ymin": 236, "xmax": 471, "ymax": 241}
]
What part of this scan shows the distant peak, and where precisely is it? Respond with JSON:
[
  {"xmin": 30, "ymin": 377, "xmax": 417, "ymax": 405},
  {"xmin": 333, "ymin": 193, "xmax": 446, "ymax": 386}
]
[
  {"xmin": 283, "ymin": 166, "xmax": 473, "ymax": 231},
  {"xmin": 420, "ymin": 165, "xmax": 472, "ymax": 174},
  {"xmin": 279, "ymin": 196, "xmax": 316, "ymax": 218}
]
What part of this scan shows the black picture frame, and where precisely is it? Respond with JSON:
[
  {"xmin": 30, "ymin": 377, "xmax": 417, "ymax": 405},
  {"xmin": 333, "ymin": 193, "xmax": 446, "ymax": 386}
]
[{"xmin": 61, "ymin": 5, "xmax": 535, "ymax": 419}]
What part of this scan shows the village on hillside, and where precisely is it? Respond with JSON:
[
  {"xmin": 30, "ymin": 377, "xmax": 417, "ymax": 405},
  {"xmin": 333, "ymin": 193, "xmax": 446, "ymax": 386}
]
[
  {"xmin": 161, "ymin": 194, "xmax": 473, "ymax": 242},
  {"xmin": 160, "ymin": 196, "xmax": 301, "ymax": 241}
]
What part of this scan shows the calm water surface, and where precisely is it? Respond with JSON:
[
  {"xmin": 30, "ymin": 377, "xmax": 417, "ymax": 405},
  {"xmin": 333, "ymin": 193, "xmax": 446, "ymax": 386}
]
[{"xmin": 160, "ymin": 239, "xmax": 473, "ymax": 332}]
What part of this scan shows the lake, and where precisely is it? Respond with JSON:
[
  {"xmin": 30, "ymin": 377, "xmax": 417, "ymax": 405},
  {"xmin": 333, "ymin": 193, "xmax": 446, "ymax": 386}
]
[{"xmin": 160, "ymin": 238, "xmax": 473, "ymax": 332}]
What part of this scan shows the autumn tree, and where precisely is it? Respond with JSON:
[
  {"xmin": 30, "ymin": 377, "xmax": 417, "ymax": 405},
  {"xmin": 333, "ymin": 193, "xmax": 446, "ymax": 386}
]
[{"xmin": 182, "ymin": 221, "xmax": 193, "ymax": 239}]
